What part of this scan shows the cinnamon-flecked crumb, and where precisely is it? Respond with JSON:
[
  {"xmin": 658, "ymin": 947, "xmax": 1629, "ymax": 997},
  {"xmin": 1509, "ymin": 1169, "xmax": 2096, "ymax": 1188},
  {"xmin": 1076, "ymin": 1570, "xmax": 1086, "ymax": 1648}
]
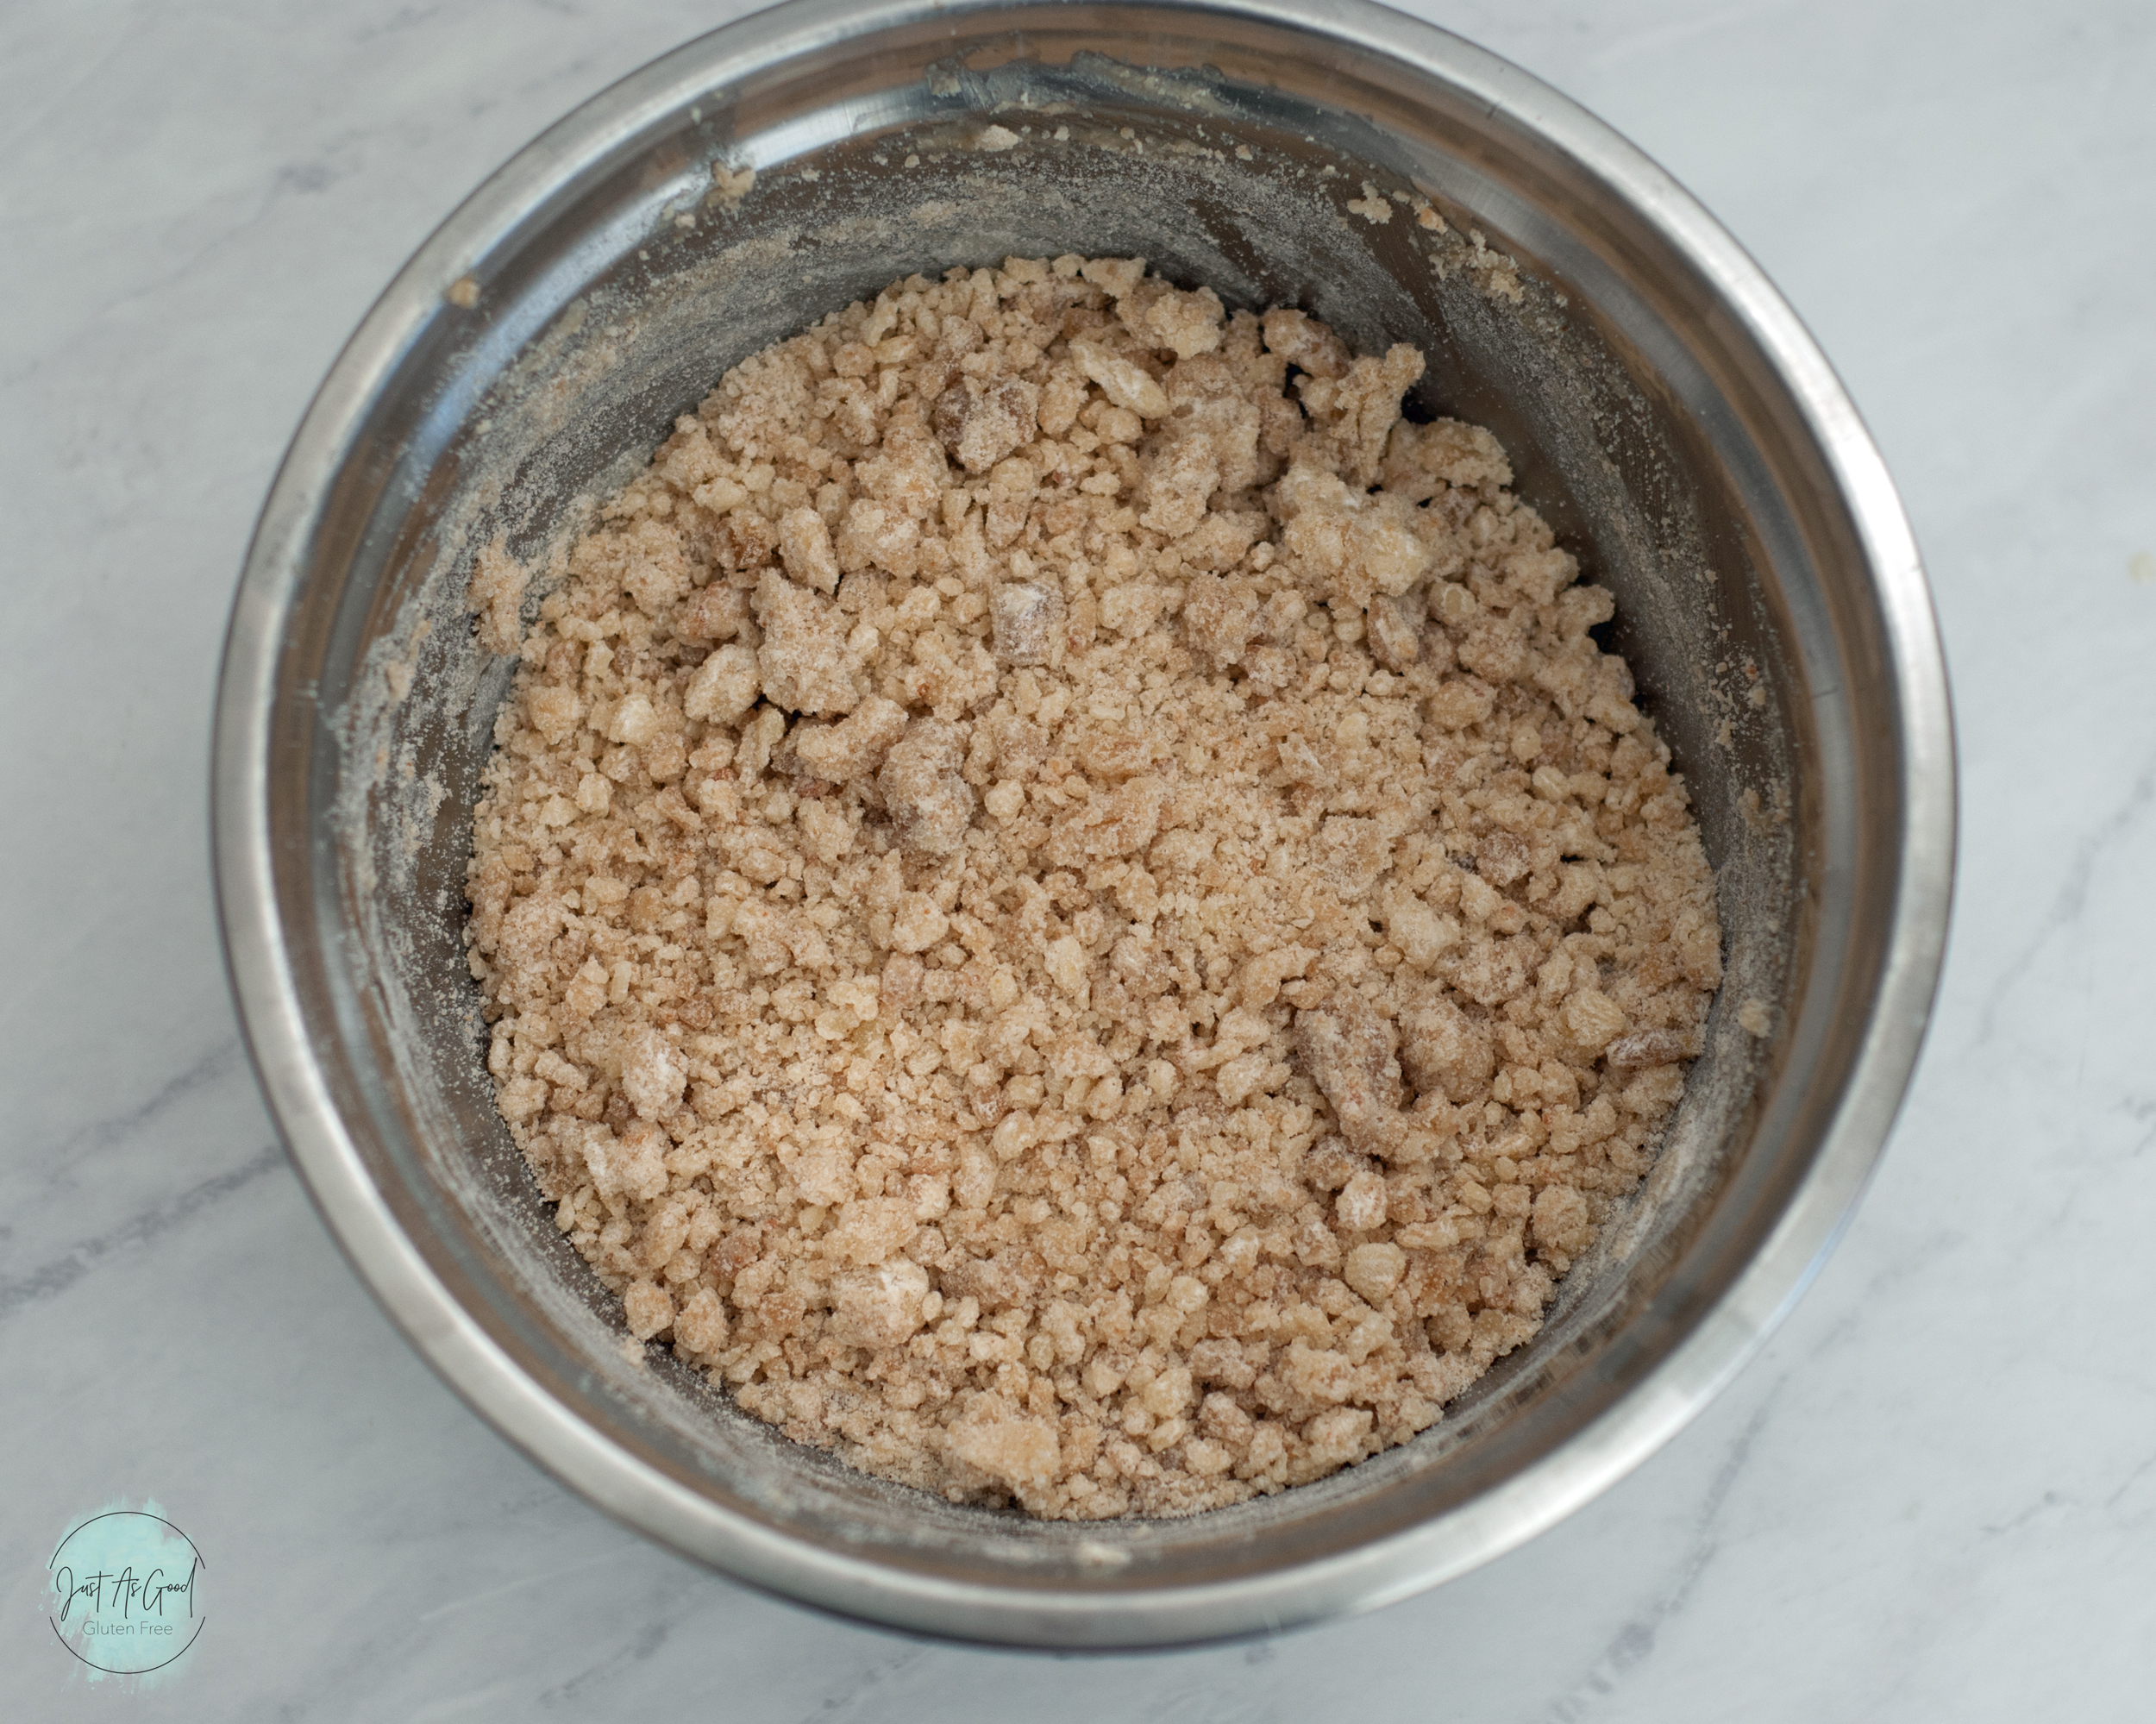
[{"xmin": 464, "ymin": 256, "xmax": 1721, "ymax": 1518}]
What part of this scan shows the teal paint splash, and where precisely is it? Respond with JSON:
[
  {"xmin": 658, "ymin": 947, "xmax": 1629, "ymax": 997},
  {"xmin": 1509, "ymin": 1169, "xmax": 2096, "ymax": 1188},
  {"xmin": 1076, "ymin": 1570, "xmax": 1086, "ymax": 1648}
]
[{"xmin": 47, "ymin": 1497, "xmax": 206, "ymax": 1690}]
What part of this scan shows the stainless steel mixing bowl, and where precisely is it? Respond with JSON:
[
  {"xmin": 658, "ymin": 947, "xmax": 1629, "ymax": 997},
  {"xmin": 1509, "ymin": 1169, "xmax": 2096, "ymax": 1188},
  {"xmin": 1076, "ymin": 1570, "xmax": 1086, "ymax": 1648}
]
[{"xmin": 212, "ymin": 0, "xmax": 1953, "ymax": 1647}]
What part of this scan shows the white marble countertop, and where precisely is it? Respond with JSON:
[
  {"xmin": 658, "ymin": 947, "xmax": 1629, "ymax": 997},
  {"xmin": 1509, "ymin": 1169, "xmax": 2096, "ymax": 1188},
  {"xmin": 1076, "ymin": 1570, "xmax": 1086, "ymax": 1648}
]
[{"xmin": 5, "ymin": 0, "xmax": 2150, "ymax": 1715}]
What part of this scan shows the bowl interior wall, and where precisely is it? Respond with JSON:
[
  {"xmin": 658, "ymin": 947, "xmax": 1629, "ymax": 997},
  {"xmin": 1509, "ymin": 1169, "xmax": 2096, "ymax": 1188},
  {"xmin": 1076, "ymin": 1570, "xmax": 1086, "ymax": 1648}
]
[{"xmin": 270, "ymin": 7, "xmax": 1884, "ymax": 1602}]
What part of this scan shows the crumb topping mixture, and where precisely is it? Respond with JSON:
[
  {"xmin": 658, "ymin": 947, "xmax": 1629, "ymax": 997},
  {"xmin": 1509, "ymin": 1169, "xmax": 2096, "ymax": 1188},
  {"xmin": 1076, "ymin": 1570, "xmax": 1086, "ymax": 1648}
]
[{"xmin": 465, "ymin": 256, "xmax": 1720, "ymax": 1518}]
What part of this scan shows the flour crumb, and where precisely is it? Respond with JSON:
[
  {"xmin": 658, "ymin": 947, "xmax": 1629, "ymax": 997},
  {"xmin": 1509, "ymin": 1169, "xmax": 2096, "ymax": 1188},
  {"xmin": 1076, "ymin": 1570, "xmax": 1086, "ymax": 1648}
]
[
  {"xmin": 1348, "ymin": 183, "xmax": 1394, "ymax": 224},
  {"xmin": 709, "ymin": 160, "xmax": 757, "ymax": 209}
]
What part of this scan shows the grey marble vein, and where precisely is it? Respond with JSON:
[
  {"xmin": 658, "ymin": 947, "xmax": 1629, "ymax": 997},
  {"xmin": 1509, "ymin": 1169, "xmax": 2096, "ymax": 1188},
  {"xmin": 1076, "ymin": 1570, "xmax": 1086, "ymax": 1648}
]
[
  {"xmin": 1539, "ymin": 1396, "xmax": 1781, "ymax": 1723},
  {"xmin": 1973, "ymin": 749, "xmax": 2156, "ymax": 1047},
  {"xmin": 0, "ymin": 1142, "xmax": 283, "ymax": 1324},
  {"xmin": 35, "ymin": 1041, "xmax": 245, "ymax": 1173}
]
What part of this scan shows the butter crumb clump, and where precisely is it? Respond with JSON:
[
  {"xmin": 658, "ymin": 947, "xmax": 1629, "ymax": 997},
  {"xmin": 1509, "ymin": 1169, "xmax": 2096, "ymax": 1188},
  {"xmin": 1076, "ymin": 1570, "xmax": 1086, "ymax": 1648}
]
[{"xmin": 465, "ymin": 258, "xmax": 1722, "ymax": 1518}]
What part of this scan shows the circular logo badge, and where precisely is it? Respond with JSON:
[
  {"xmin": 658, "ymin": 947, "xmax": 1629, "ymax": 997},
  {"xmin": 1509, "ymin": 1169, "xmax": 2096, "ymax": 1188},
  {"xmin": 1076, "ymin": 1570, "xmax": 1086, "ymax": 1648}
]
[{"xmin": 47, "ymin": 1506, "xmax": 206, "ymax": 1679}]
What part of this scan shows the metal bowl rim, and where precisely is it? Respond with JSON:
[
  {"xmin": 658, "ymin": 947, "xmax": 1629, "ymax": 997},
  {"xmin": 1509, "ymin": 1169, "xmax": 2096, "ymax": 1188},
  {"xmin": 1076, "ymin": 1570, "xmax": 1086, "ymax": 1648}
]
[{"xmin": 210, "ymin": 0, "xmax": 1955, "ymax": 1648}]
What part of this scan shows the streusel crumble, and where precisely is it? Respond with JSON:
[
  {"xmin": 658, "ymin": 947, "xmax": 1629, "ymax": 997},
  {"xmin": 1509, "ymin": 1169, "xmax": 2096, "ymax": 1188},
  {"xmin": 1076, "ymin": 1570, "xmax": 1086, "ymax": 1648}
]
[{"xmin": 464, "ymin": 255, "xmax": 1720, "ymax": 1518}]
